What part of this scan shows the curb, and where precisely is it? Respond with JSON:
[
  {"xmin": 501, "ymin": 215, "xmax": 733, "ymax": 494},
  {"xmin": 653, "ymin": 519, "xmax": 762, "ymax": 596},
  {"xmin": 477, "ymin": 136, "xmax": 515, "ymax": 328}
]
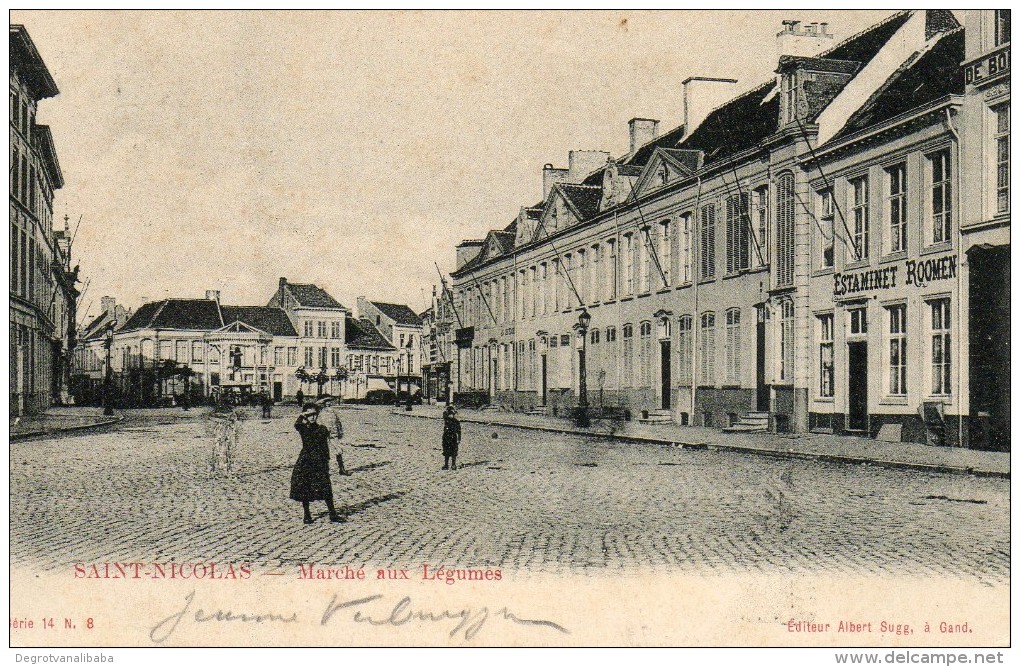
[
  {"xmin": 392, "ymin": 410, "xmax": 1009, "ymax": 479},
  {"xmin": 10, "ymin": 415, "xmax": 124, "ymax": 442}
]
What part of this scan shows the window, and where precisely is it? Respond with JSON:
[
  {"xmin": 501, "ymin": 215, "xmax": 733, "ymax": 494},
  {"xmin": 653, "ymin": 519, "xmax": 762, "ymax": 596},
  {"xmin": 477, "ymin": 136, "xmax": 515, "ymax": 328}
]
[
  {"xmin": 678, "ymin": 213, "xmax": 692, "ymax": 282},
  {"xmin": 318, "ymin": 347, "xmax": 327, "ymax": 368},
  {"xmin": 193, "ymin": 341, "xmax": 205, "ymax": 363},
  {"xmin": 699, "ymin": 204, "xmax": 716, "ymax": 280},
  {"xmin": 995, "ymin": 9, "xmax": 1010, "ymax": 46},
  {"xmin": 273, "ymin": 346, "xmax": 283, "ymax": 366},
  {"xmin": 159, "ymin": 340, "xmax": 173, "ymax": 361},
  {"xmin": 331, "ymin": 321, "xmax": 341, "ymax": 338},
  {"xmin": 818, "ymin": 314, "xmax": 834, "ymax": 398},
  {"xmin": 887, "ymin": 304, "xmax": 907, "ymax": 396},
  {"xmin": 382, "ymin": 356, "xmax": 391, "ymax": 374},
  {"xmin": 639, "ymin": 321, "xmax": 652, "ymax": 387},
  {"xmin": 303, "ymin": 321, "xmax": 313, "ymax": 337},
  {"xmin": 699, "ymin": 313, "xmax": 716, "ymax": 386},
  {"xmin": 399, "ymin": 333, "xmax": 405, "ymax": 347},
  {"xmin": 590, "ymin": 244, "xmax": 600, "ymax": 302},
  {"xmin": 658, "ymin": 222, "xmax": 670, "ymax": 287},
  {"xmin": 638, "ymin": 229, "xmax": 650, "ymax": 293},
  {"xmin": 304, "ymin": 347, "xmax": 314, "ymax": 367},
  {"xmin": 779, "ymin": 299, "xmax": 795, "ymax": 383},
  {"xmin": 849, "ymin": 307, "xmax": 868, "ymax": 336},
  {"xmin": 677, "ymin": 315, "xmax": 692, "ymax": 384},
  {"xmin": 604, "ymin": 326, "xmax": 618, "ymax": 389},
  {"xmin": 539, "ymin": 263, "xmax": 548, "ymax": 314},
  {"xmin": 929, "ymin": 150, "xmax": 952, "ymax": 244},
  {"xmin": 994, "ymin": 104, "xmax": 1009, "ymax": 214},
  {"xmin": 817, "ymin": 189, "xmax": 834, "ymax": 268},
  {"xmin": 781, "ymin": 73, "xmax": 799, "ymax": 124},
  {"xmin": 724, "ymin": 308, "xmax": 741, "ymax": 385},
  {"xmin": 753, "ymin": 186, "xmax": 769, "ymax": 266},
  {"xmin": 726, "ymin": 194, "xmax": 751, "ymax": 274},
  {"xmin": 886, "ymin": 163, "xmax": 907, "ymax": 253},
  {"xmin": 776, "ymin": 174, "xmax": 795, "ymax": 286},
  {"xmin": 850, "ymin": 176, "xmax": 869, "ymax": 260},
  {"xmin": 606, "ymin": 239, "xmax": 618, "ymax": 299},
  {"xmin": 331, "ymin": 347, "xmax": 342, "ymax": 368},
  {"xmin": 623, "ymin": 234, "xmax": 635, "ymax": 295},
  {"xmin": 352, "ymin": 355, "xmax": 364, "ymax": 371},
  {"xmin": 576, "ymin": 250, "xmax": 587, "ymax": 304},
  {"xmin": 929, "ymin": 299, "xmax": 951, "ymax": 396},
  {"xmin": 622, "ymin": 323, "xmax": 634, "ymax": 387},
  {"xmin": 590, "ymin": 329, "xmax": 600, "ymax": 344},
  {"xmin": 175, "ymin": 340, "xmax": 188, "ymax": 363},
  {"xmin": 287, "ymin": 347, "xmax": 297, "ymax": 366}
]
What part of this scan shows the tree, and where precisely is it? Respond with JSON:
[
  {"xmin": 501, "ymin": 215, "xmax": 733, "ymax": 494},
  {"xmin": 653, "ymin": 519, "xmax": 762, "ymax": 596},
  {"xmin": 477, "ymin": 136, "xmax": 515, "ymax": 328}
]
[
  {"xmin": 295, "ymin": 365, "xmax": 311, "ymax": 391},
  {"xmin": 312, "ymin": 366, "xmax": 330, "ymax": 397}
]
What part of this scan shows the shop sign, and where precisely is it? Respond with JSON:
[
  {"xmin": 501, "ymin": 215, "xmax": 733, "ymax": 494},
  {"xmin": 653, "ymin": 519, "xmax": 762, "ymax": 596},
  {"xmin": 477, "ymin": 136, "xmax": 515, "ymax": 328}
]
[
  {"xmin": 964, "ymin": 46, "xmax": 1010, "ymax": 85},
  {"xmin": 833, "ymin": 254, "xmax": 957, "ymax": 297}
]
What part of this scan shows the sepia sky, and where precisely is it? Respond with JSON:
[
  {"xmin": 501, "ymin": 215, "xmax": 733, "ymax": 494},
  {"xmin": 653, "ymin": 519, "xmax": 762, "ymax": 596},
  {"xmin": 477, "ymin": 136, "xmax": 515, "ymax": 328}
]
[{"xmin": 11, "ymin": 10, "xmax": 900, "ymax": 322}]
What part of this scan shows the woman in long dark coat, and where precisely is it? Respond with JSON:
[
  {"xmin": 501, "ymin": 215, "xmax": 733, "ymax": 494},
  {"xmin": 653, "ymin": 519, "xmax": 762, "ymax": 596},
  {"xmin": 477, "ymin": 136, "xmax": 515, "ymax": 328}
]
[
  {"xmin": 291, "ymin": 404, "xmax": 342, "ymax": 524},
  {"xmin": 441, "ymin": 405, "xmax": 461, "ymax": 470}
]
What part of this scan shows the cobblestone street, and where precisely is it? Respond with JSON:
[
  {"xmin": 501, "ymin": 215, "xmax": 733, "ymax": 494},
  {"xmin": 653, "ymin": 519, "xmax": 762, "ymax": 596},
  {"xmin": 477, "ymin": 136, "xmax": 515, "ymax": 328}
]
[{"xmin": 9, "ymin": 406, "xmax": 1010, "ymax": 581}]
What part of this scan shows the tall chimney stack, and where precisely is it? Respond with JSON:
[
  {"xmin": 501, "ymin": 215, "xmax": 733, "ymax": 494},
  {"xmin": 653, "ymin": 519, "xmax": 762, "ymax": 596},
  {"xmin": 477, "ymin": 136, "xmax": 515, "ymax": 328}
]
[
  {"xmin": 101, "ymin": 296, "xmax": 116, "ymax": 314},
  {"xmin": 628, "ymin": 118, "xmax": 660, "ymax": 155}
]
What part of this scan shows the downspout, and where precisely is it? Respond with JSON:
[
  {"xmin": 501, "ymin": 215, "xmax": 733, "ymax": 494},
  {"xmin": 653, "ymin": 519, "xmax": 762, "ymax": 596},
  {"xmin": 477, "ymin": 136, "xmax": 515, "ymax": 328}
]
[
  {"xmin": 944, "ymin": 107, "xmax": 964, "ymax": 448},
  {"xmin": 690, "ymin": 175, "xmax": 704, "ymax": 424}
]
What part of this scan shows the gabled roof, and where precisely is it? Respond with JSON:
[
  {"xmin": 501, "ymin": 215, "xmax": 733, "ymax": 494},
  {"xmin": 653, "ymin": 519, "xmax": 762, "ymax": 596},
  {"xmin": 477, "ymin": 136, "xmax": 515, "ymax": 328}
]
[
  {"xmin": 558, "ymin": 183, "xmax": 602, "ymax": 220},
  {"xmin": 120, "ymin": 299, "xmax": 223, "ymax": 332},
  {"xmin": 369, "ymin": 301, "xmax": 423, "ymax": 327},
  {"xmin": 679, "ymin": 82, "xmax": 780, "ymax": 167},
  {"xmin": 828, "ymin": 28, "xmax": 965, "ymax": 144},
  {"xmin": 285, "ymin": 282, "xmax": 346, "ymax": 309},
  {"xmin": 221, "ymin": 306, "xmax": 298, "ymax": 337},
  {"xmin": 630, "ymin": 147, "xmax": 702, "ymax": 199},
  {"xmin": 81, "ymin": 310, "xmax": 123, "ymax": 342},
  {"xmin": 346, "ymin": 318, "xmax": 397, "ymax": 350}
]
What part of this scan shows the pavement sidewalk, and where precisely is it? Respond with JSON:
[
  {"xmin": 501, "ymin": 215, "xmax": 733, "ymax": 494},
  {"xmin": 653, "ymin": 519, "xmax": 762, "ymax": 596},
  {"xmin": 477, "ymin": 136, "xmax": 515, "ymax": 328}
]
[{"xmin": 395, "ymin": 403, "xmax": 1010, "ymax": 478}]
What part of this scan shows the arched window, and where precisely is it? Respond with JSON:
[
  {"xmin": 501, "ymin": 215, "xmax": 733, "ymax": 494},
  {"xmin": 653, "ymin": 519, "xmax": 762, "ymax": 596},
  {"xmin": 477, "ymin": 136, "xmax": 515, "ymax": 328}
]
[
  {"xmin": 639, "ymin": 321, "xmax": 653, "ymax": 387},
  {"xmin": 779, "ymin": 299, "xmax": 795, "ymax": 382},
  {"xmin": 622, "ymin": 323, "xmax": 634, "ymax": 387},
  {"xmin": 725, "ymin": 308, "xmax": 742, "ymax": 385},
  {"xmin": 677, "ymin": 315, "xmax": 692, "ymax": 384},
  {"xmin": 699, "ymin": 312, "xmax": 716, "ymax": 386}
]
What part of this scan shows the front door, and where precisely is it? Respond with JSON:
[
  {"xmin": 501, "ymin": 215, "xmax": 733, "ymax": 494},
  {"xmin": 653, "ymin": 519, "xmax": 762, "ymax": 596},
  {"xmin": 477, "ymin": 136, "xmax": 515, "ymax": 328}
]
[
  {"xmin": 756, "ymin": 305, "xmax": 768, "ymax": 411},
  {"xmin": 273, "ymin": 381, "xmax": 282, "ymax": 402},
  {"xmin": 660, "ymin": 340, "xmax": 671, "ymax": 409},
  {"xmin": 848, "ymin": 341, "xmax": 868, "ymax": 431}
]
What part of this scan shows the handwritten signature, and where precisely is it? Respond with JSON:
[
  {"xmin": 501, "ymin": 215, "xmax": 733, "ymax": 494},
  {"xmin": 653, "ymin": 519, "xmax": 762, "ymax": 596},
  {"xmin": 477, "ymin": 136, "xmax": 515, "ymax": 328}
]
[{"xmin": 150, "ymin": 590, "xmax": 569, "ymax": 643}]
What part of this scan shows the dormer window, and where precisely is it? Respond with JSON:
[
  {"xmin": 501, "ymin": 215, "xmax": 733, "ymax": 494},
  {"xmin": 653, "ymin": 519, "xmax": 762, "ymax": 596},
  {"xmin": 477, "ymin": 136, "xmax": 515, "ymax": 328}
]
[{"xmin": 781, "ymin": 72, "xmax": 802, "ymax": 125}]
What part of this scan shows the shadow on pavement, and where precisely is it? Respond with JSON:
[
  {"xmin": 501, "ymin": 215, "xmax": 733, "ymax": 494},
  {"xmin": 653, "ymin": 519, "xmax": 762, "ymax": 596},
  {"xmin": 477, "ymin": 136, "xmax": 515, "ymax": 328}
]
[
  {"xmin": 347, "ymin": 461, "xmax": 391, "ymax": 473},
  {"xmin": 340, "ymin": 492, "xmax": 406, "ymax": 516}
]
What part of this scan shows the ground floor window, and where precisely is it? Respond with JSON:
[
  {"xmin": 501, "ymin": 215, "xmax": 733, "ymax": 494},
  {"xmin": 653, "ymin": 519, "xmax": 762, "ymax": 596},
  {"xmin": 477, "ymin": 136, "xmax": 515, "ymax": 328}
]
[
  {"xmin": 818, "ymin": 314, "xmax": 834, "ymax": 398},
  {"xmin": 699, "ymin": 313, "xmax": 715, "ymax": 386},
  {"xmin": 929, "ymin": 298, "xmax": 951, "ymax": 396},
  {"xmin": 887, "ymin": 304, "xmax": 907, "ymax": 396},
  {"xmin": 779, "ymin": 299, "xmax": 794, "ymax": 383}
]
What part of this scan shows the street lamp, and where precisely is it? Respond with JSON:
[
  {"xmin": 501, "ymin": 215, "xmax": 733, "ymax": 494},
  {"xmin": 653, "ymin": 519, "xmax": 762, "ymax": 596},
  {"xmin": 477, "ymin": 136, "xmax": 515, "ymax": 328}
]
[
  {"xmin": 102, "ymin": 321, "xmax": 115, "ymax": 416},
  {"xmin": 573, "ymin": 308, "xmax": 592, "ymax": 427}
]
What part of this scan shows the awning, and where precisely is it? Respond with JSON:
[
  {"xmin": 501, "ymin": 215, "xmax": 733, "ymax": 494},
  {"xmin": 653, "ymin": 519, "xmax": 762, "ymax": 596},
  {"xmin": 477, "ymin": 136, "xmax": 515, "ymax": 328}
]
[{"xmin": 366, "ymin": 376, "xmax": 390, "ymax": 391}]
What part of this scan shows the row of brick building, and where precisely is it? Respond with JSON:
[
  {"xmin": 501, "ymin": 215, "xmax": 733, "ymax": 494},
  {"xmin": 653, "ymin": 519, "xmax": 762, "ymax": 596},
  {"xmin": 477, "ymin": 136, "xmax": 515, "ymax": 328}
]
[{"xmin": 437, "ymin": 10, "xmax": 1010, "ymax": 449}]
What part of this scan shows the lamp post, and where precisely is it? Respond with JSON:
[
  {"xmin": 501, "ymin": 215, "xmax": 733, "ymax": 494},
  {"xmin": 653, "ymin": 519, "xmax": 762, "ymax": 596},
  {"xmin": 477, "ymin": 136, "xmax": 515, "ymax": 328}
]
[
  {"xmin": 102, "ymin": 321, "xmax": 115, "ymax": 416},
  {"xmin": 574, "ymin": 308, "xmax": 591, "ymax": 427}
]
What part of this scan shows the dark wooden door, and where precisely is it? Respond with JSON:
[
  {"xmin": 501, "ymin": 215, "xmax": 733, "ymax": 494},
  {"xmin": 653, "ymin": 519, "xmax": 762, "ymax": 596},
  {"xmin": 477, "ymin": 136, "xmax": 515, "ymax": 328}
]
[
  {"xmin": 541, "ymin": 354, "xmax": 548, "ymax": 405},
  {"xmin": 756, "ymin": 306, "xmax": 768, "ymax": 411},
  {"xmin": 848, "ymin": 341, "xmax": 868, "ymax": 431},
  {"xmin": 660, "ymin": 340, "xmax": 671, "ymax": 410}
]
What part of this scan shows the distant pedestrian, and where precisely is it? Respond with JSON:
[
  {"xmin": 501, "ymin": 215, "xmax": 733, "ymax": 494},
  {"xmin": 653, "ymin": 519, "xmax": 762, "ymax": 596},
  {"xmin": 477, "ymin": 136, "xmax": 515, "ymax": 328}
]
[
  {"xmin": 180, "ymin": 391, "xmax": 190, "ymax": 411},
  {"xmin": 441, "ymin": 404, "xmax": 461, "ymax": 470},
  {"xmin": 296, "ymin": 388, "xmax": 305, "ymax": 408},
  {"xmin": 291, "ymin": 404, "xmax": 342, "ymax": 524},
  {"xmin": 260, "ymin": 391, "xmax": 273, "ymax": 419},
  {"xmin": 319, "ymin": 397, "xmax": 351, "ymax": 475}
]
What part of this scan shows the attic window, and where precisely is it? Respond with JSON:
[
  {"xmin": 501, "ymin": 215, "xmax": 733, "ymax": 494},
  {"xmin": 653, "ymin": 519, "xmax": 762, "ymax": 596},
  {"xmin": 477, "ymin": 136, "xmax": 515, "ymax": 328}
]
[{"xmin": 376, "ymin": 315, "xmax": 381, "ymax": 325}]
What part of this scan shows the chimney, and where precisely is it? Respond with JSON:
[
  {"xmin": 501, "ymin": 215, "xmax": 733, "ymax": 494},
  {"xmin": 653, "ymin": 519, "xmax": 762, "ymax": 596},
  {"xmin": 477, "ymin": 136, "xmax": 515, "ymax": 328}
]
[
  {"xmin": 356, "ymin": 296, "xmax": 368, "ymax": 319},
  {"xmin": 777, "ymin": 18, "xmax": 835, "ymax": 59},
  {"xmin": 683, "ymin": 77, "xmax": 739, "ymax": 136},
  {"xmin": 567, "ymin": 150, "xmax": 611, "ymax": 182},
  {"xmin": 205, "ymin": 290, "xmax": 221, "ymax": 304},
  {"xmin": 101, "ymin": 296, "xmax": 116, "ymax": 314},
  {"xmin": 628, "ymin": 118, "xmax": 660, "ymax": 154},
  {"xmin": 542, "ymin": 163, "xmax": 569, "ymax": 199}
]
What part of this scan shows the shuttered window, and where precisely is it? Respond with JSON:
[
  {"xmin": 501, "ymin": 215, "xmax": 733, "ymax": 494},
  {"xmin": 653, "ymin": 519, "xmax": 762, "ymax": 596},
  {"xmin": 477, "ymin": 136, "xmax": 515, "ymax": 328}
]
[
  {"xmin": 699, "ymin": 204, "xmax": 716, "ymax": 280},
  {"xmin": 776, "ymin": 173, "xmax": 795, "ymax": 287},
  {"xmin": 725, "ymin": 194, "xmax": 750, "ymax": 274}
]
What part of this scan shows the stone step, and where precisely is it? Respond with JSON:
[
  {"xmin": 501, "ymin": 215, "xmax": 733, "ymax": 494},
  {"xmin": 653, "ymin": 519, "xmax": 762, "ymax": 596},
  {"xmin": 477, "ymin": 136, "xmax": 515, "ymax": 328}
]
[
  {"xmin": 527, "ymin": 406, "xmax": 548, "ymax": 416},
  {"xmin": 638, "ymin": 414, "xmax": 675, "ymax": 424},
  {"xmin": 722, "ymin": 422, "xmax": 769, "ymax": 433}
]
